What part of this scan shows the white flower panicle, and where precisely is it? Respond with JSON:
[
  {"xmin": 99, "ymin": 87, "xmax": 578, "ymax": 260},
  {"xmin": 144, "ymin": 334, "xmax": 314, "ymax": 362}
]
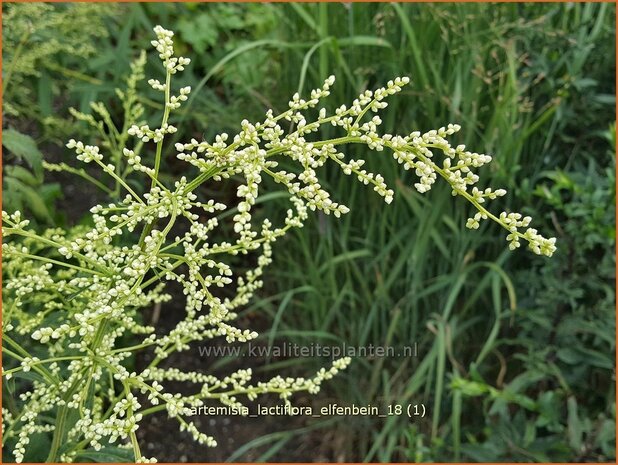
[
  {"xmin": 150, "ymin": 25, "xmax": 190, "ymax": 74},
  {"xmin": 2, "ymin": 26, "xmax": 556, "ymax": 463},
  {"xmin": 171, "ymin": 71, "xmax": 555, "ymax": 256}
]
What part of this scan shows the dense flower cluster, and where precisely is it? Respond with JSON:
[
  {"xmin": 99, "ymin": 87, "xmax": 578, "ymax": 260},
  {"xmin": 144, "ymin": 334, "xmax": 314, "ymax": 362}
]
[{"xmin": 2, "ymin": 26, "xmax": 555, "ymax": 463}]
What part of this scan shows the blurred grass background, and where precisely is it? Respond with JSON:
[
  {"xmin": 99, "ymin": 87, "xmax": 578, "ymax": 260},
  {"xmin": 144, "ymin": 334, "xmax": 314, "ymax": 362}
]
[{"xmin": 3, "ymin": 2, "xmax": 616, "ymax": 462}]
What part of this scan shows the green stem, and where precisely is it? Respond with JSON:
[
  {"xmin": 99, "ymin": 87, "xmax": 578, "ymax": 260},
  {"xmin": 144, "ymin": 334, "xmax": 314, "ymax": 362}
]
[
  {"xmin": 3, "ymin": 356, "xmax": 83, "ymax": 375},
  {"xmin": 110, "ymin": 341, "xmax": 156, "ymax": 354},
  {"xmin": 151, "ymin": 71, "xmax": 172, "ymax": 189},
  {"xmin": 6, "ymin": 251, "xmax": 104, "ymax": 275},
  {"xmin": 3, "ymin": 227, "xmax": 110, "ymax": 274},
  {"xmin": 93, "ymin": 158, "xmax": 144, "ymax": 206},
  {"xmin": 123, "ymin": 381, "xmax": 142, "ymax": 461},
  {"xmin": 46, "ymin": 374, "xmax": 85, "ymax": 462},
  {"xmin": 46, "ymin": 318, "xmax": 110, "ymax": 462},
  {"xmin": 183, "ymin": 166, "xmax": 222, "ymax": 193},
  {"xmin": 44, "ymin": 162, "xmax": 113, "ymax": 194},
  {"xmin": 3, "ymin": 339, "xmax": 57, "ymax": 384},
  {"xmin": 138, "ymin": 71, "xmax": 171, "ymax": 247}
]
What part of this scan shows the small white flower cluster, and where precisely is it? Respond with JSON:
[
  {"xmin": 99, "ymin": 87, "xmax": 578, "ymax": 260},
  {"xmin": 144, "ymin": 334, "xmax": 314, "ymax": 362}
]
[
  {"xmin": 123, "ymin": 147, "xmax": 154, "ymax": 176},
  {"xmin": 500, "ymin": 212, "xmax": 557, "ymax": 255},
  {"xmin": 127, "ymin": 123, "xmax": 177, "ymax": 143},
  {"xmin": 168, "ymin": 86, "xmax": 191, "ymax": 110},
  {"xmin": 150, "ymin": 25, "xmax": 190, "ymax": 73},
  {"xmin": 66, "ymin": 139, "xmax": 103, "ymax": 163},
  {"xmin": 2, "ymin": 26, "xmax": 557, "ymax": 464},
  {"xmin": 20, "ymin": 356, "xmax": 40, "ymax": 373},
  {"xmin": 137, "ymin": 456, "xmax": 158, "ymax": 463},
  {"xmin": 147, "ymin": 78, "xmax": 166, "ymax": 91}
]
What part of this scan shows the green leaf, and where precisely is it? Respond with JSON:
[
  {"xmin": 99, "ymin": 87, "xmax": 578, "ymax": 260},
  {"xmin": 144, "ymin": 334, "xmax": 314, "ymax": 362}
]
[
  {"xmin": 557, "ymin": 346, "xmax": 614, "ymax": 369},
  {"xmin": 5, "ymin": 165, "xmax": 40, "ymax": 187},
  {"xmin": 178, "ymin": 14, "xmax": 219, "ymax": 53},
  {"xmin": 3, "ymin": 177, "xmax": 53, "ymax": 222},
  {"xmin": 337, "ymin": 35, "xmax": 392, "ymax": 49},
  {"xmin": 592, "ymin": 93, "xmax": 616, "ymax": 105},
  {"xmin": 23, "ymin": 432, "xmax": 52, "ymax": 462},
  {"xmin": 76, "ymin": 446, "xmax": 135, "ymax": 463},
  {"xmin": 214, "ymin": 4, "xmax": 246, "ymax": 30},
  {"xmin": 39, "ymin": 182, "xmax": 63, "ymax": 204},
  {"xmin": 14, "ymin": 371, "xmax": 46, "ymax": 383},
  {"xmin": 567, "ymin": 396, "xmax": 583, "ymax": 451},
  {"xmin": 6, "ymin": 377, "xmax": 15, "ymax": 395},
  {"xmin": 3, "ymin": 129, "xmax": 44, "ymax": 180}
]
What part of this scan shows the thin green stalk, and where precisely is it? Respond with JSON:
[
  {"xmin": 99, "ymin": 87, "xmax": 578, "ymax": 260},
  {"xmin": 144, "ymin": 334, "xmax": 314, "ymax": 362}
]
[
  {"xmin": 3, "ymin": 227, "xmax": 110, "ymax": 274},
  {"xmin": 138, "ymin": 70, "xmax": 171, "ymax": 247},
  {"xmin": 93, "ymin": 158, "xmax": 144, "ymax": 206},
  {"xmin": 3, "ymin": 338, "xmax": 58, "ymax": 384},
  {"xmin": 3, "ymin": 356, "xmax": 83, "ymax": 375},
  {"xmin": 52, "ymin": 165, "xmax": 113, "ymax": 195},
  {"xmin": 45, "ymin": 373, "xmax": 85, "ymax": 462},
  {"xmin": 151, "ymin": 71, "xmax": 172, "ymax": 189},
  {"xmin": 7, "ymin": 251, "xmax": 105, "ymax": 275},
  {"xmin": 124, "ymin": 381, "xmax": 142, "ymax": 461}
]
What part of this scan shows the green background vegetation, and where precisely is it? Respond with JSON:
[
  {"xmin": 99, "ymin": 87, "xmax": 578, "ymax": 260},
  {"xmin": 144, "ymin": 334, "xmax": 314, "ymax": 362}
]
[{"xmin": 3, "ymin": 2, "xmax": 615, "ymax": 462}]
